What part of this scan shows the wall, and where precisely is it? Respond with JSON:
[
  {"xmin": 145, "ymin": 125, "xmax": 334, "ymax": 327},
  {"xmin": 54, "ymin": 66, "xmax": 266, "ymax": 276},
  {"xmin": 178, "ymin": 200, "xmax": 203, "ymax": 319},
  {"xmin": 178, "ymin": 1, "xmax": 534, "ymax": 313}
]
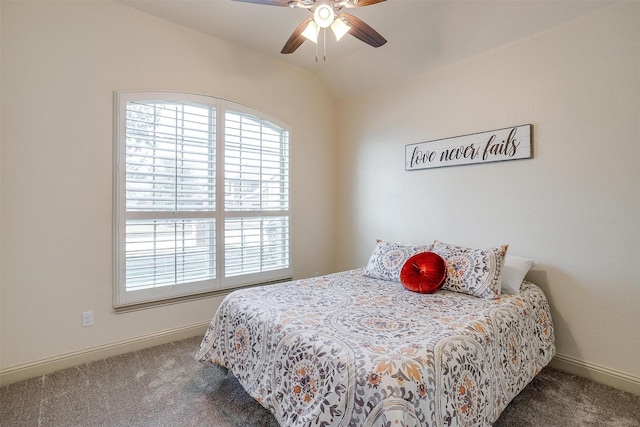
[
  {"xmin": 336, "ymin": 2, "xmax": 639, "ymax": 392},
  {"xmin": 0, "ymin": 1, "xmax": 336, "ymax": 381},
  {"xmin": 0, "ymin": 1, "xmax": 3, "ymax": 378},
  {"xmin": 2, "ymin": 0, "xmax": 638, "ymax": 394}
]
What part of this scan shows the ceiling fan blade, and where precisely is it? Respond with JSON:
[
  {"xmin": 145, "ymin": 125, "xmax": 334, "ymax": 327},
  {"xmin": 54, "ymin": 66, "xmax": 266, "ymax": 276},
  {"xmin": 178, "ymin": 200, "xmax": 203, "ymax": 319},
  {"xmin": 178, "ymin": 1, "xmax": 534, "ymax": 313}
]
[
  {"xmin": 340, "ymin": 13, "xmax": 387, "ymax": 48},
  {"xmin": 347, "ymin": 0, "xmax": 386, "ymax": 7},
  {"xmin": 232, "ymin": 0, "xmax": 291, "ymax": 6},
  {"xmin": 281, "ymin": 17, "xmax": 314, "ymax": 54}
]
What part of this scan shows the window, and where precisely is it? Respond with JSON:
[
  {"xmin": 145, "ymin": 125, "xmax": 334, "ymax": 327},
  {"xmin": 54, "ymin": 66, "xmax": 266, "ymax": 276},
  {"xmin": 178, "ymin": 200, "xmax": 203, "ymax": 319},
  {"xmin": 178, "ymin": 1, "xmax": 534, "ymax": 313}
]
[{"xmin": 114, "ymin": 92, "xmax": 290, "ymax": 307}]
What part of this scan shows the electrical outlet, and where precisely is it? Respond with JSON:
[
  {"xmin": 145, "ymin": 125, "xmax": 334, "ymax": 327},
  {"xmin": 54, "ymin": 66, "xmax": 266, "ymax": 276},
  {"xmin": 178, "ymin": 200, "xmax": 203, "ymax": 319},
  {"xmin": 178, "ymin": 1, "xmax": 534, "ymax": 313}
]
[{"xmin": 82, "ymin": 311, "xmax": 94, "ymax": 327}]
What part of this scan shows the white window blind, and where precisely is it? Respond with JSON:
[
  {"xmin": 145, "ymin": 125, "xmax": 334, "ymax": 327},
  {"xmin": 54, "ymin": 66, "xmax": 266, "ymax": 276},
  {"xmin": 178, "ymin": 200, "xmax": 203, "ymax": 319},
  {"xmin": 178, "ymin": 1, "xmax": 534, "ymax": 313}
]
[
  {"xmin": 224, "ymin": 110, "xmax": 290, "ymax": 281},
  {"xmin": 114, "ymin": 92, "xmax": 291, "ymax": 307}
]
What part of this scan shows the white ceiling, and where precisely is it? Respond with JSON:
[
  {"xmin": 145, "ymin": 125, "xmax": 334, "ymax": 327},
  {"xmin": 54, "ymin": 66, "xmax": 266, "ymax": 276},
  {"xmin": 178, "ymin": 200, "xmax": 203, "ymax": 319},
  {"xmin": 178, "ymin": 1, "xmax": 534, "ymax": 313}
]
[{"xmin": 117, "ymin": 0, "xmax": 614, "ymax": 100}]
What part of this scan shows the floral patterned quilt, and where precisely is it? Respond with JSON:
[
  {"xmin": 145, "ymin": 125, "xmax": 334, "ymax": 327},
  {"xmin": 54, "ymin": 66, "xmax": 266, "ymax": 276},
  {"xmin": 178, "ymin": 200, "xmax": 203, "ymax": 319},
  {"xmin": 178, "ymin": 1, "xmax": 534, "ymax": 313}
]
[{"xmin": 196, "ymin": 269, "xmax": 555, "ymax": 426}]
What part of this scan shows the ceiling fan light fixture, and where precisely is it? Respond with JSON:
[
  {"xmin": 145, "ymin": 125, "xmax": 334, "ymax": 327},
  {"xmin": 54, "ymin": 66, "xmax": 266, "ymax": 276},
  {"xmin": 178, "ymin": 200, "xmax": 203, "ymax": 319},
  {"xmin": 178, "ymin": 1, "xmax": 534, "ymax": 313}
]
[
  {"xmin": 259, "ymin": 0, "xmax": 387, "ymax": 57},
  {"xmin": 330, "ymin": 16, "xmax": 350, "ymax": 41},
  {"xmin": 301, "ymin": 20, "xmax": 319, "ymax": 43},
  {"xmin": 313, "ymin": 3, "xmax": 335, "ymax": 28}
]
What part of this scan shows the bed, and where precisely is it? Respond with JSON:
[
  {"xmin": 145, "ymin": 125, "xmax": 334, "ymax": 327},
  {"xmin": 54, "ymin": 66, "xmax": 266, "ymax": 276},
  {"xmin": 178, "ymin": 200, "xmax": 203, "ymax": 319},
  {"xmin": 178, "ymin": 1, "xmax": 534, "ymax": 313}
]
[{"xmin": 196, "ymin": 242, "xmax": 555, "ymax": 426}]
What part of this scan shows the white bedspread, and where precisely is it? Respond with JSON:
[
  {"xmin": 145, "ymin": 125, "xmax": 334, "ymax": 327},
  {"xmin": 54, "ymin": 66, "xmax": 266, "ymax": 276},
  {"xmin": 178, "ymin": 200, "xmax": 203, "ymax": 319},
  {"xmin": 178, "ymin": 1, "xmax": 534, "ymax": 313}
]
[{"xmin": 196, "ymin": 269, "xmax": 555, "ymax": 426}]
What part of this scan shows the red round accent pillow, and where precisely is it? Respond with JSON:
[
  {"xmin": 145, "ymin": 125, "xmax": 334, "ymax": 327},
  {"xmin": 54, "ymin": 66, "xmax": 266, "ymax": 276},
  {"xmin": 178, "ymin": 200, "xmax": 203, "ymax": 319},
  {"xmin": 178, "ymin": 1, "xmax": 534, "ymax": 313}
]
[{"xmin": 400, "ymin": 252, "xmax": 447, "ymax": 294}]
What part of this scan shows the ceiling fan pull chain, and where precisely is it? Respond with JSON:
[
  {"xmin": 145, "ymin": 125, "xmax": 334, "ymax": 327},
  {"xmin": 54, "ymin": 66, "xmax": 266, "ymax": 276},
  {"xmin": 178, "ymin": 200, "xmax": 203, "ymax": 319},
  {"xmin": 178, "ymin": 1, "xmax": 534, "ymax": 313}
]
[{"xmin": 323, "ymin": 28, "xmax": 327, "ymax": 62}]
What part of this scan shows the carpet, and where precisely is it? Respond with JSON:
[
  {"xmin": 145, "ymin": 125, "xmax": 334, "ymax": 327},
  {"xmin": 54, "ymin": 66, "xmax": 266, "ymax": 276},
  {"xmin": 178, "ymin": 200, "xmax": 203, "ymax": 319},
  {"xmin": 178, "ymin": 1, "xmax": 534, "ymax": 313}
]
[{"xmin": 1, "ymin": 336, "xmax": 638, "ymax": 426}]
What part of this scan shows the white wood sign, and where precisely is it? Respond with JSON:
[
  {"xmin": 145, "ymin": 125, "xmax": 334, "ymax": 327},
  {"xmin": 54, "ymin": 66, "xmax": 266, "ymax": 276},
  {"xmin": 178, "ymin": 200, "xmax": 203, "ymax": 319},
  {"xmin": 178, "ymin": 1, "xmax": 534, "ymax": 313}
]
[{"xmin": 405, "ymin": 124, "xmax": 532, "ymax": 171}]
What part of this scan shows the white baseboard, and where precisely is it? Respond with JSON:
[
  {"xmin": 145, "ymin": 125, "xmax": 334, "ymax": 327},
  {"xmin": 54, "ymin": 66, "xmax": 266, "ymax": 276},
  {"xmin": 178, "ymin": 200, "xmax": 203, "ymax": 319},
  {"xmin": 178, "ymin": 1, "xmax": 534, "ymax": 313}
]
[
  {"xmin": 0, "ymin": 321, "xmax": 210, "ymax": 387},
  {"xmin": 4, "ymin": 330, "xmax": 638, "ymax": 397},
  {"xmin": 549, "ymin": 353, "xmax": 640, "ymax": 395}
]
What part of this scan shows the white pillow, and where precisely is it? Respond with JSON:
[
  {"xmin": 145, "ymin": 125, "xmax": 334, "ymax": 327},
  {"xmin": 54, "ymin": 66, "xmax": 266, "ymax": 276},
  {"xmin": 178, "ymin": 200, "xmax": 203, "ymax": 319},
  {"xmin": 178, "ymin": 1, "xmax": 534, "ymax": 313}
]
[{"xmin": 501, "ymin": 255, "xmax": 537, "ymax": 294}]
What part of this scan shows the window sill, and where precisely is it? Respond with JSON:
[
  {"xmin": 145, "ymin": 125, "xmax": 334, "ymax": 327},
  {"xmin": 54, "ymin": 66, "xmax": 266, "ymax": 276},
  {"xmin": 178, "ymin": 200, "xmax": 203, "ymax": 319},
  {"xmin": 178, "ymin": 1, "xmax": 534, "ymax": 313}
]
[{"xmin": 114, "ymin": 277, "xmax": 293, "ymax": 314}]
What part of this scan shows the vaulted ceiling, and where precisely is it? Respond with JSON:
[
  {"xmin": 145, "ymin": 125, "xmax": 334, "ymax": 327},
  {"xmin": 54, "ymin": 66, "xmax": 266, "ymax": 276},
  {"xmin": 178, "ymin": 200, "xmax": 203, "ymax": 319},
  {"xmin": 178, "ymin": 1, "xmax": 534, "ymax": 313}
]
[{"xmin": 117, "ymin": 0, "xmax": 613, "ymax": 100}]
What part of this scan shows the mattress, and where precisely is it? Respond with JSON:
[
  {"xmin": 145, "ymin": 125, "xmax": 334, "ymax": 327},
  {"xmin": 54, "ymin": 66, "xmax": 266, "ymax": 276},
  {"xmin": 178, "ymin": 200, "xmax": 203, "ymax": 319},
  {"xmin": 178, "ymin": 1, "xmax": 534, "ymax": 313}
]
[{"xmin": 196, "ymin": 269, "xmax": 555, "ymax": 426}]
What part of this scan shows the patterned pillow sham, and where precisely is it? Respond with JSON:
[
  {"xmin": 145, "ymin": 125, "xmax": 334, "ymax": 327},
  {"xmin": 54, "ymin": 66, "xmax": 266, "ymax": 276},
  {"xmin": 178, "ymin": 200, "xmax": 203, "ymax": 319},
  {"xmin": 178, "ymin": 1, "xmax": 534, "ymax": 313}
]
[
  {"xmin": 431, "ymin": 240, "xmax": 508, "ymax": 298},
  {"xmin": 364, "ymin": 240, "xmax": 434, "ymax": 282}
]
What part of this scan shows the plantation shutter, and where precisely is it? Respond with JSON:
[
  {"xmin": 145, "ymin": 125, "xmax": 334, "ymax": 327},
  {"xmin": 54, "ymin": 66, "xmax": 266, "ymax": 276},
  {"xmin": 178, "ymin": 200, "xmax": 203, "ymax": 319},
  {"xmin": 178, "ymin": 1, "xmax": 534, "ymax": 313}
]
[
  {"xmin": 123, "ymin": 98, "xmax": 217, "ymax": 298},
  {"xmin": 115, "ymin": 92, "xmax": 291, "ymax": 307},
  {"xmin": 222, "ymin": 109, "xmax": 290, "ymax": 283}
]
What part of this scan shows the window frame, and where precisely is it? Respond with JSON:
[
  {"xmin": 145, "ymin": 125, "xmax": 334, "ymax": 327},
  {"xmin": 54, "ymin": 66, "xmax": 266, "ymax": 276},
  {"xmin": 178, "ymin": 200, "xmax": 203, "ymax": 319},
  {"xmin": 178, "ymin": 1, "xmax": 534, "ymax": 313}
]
[{"xmin": 113, "ymin": 91, "xmax": 292, "ymax": 309}]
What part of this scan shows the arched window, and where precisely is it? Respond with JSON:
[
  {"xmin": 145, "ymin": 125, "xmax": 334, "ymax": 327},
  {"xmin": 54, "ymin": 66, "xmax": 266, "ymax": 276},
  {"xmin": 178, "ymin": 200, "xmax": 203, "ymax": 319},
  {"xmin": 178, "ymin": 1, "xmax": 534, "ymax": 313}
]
[{"xmin": 114, "ymin": 92, "xmax": 290, "ymax": 308}]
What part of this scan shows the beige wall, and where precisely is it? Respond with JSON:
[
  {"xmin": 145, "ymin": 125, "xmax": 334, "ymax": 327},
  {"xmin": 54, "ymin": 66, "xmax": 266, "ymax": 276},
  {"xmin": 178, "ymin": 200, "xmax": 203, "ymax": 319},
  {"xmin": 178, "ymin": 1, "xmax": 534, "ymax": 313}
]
[
  {"xmin": 0, "ymin": 0, "xmax": 3, "ymax": 377},
  {"xmin": 336, "ymin": 2, "xmax": 639, "ymax": 383},
  {"xmin": 0, "ymin": 1, "xmax": 336, "ymax": 372},
  {"xmin": 1, "ymin": 0, "xmax": 638, "ymax": 392}
]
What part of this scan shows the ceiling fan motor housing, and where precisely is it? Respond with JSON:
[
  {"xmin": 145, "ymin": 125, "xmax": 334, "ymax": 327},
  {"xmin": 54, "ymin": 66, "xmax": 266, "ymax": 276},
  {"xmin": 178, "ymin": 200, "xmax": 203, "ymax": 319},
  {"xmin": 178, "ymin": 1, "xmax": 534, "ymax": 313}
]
[{"xmin": 314, "ymin": 2, "xmax": 335, "ymax": 28}]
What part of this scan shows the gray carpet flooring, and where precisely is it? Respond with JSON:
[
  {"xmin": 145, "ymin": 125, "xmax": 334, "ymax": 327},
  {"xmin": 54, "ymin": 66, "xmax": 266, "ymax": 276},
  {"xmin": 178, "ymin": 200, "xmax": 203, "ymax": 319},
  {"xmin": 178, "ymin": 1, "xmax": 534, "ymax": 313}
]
[{"xmin": 1, "ymin": 336, "xmax": 638, "ymax": 426}]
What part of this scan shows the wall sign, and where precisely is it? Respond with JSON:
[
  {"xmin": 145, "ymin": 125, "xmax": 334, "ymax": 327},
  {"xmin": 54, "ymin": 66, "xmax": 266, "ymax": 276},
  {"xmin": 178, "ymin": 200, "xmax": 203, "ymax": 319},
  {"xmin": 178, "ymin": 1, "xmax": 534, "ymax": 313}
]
[{"xmin": 405, "ymin": 124, "xmax": 532, "ymax": 171}]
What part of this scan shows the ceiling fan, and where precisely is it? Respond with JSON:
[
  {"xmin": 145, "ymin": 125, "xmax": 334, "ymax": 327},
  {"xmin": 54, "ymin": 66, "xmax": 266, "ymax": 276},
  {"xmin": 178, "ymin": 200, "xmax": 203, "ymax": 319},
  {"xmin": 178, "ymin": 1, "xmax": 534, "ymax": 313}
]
[{"xmin": 234, "ymin": 0, "xmax": 387, "ymax": 60}]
